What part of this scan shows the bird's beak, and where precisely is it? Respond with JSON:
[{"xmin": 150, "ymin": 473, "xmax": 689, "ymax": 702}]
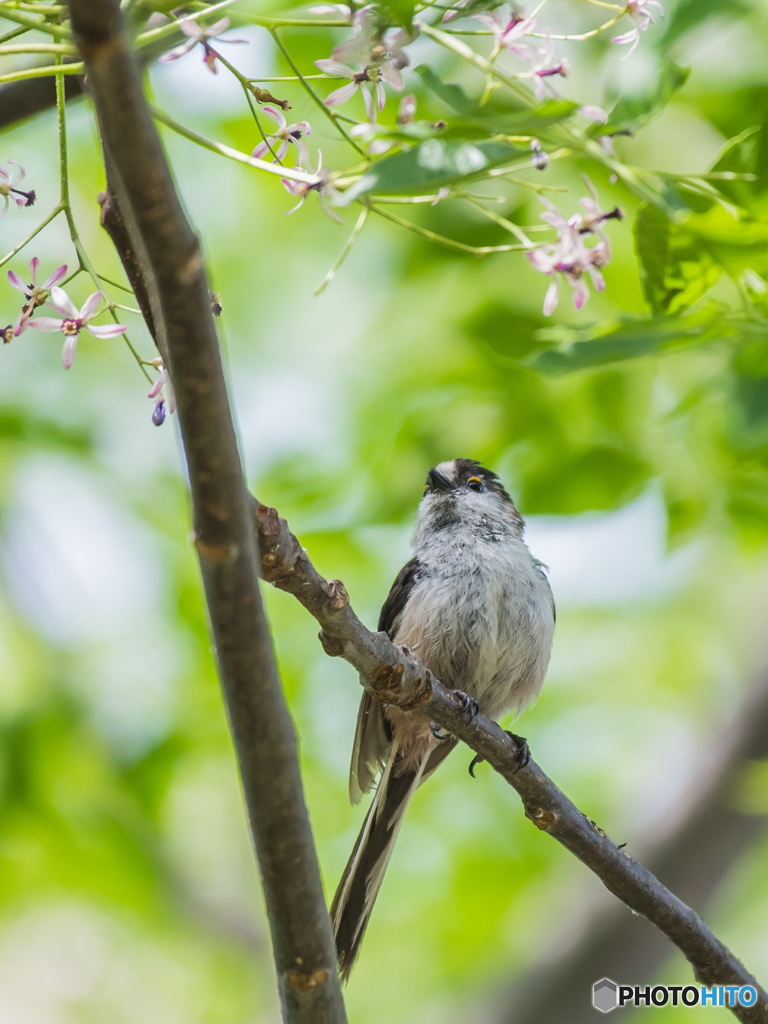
[{"xmin": 428, "ymin": 468, "xmax": 453, "ymax": 493}]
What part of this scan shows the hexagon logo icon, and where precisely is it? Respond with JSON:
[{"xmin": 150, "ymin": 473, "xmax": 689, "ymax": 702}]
[{"xmin": 593, "ymin": 978, "xmax": 619, "ymax": 1013}]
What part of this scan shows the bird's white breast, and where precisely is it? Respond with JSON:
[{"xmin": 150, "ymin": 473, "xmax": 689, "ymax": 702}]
[{"xmin": 394, "ymin": 527, "xmax": 554, "ymax": 720}]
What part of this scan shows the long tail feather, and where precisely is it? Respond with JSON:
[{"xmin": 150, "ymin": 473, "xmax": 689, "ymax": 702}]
[
  {"xmin": 331, "ymin": 739, "xmax": 456, "ymax": 981},
  {"xmin": 332, "ymin": 744, "xmax": 423, "ymax": 982}
]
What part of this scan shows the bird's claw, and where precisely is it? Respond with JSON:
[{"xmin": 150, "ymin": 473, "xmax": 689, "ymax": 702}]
[
  {"xmin": 507, "ymin": 731, "xmax": 530, "ymax": 772},
  {"xmin": 430, "ymin": 721, "xmax": 451, "ymax": 741},
  {"xmin": 452, "ymin": 689, "xmax": 479, "ymax": 723},
  {"xmin": 468, "ymin": 732, "xmax": 531, "ymax": 778}
]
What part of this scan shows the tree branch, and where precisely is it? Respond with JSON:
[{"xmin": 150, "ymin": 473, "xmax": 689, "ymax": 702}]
[
  {"xmin": 0, "ymin": 69, "xmax": 83, "ymax": 131},
  {"xmin": 65, "ymin": 3, "xmax": 346, "ymax": 1022},
  {"xmin": 489, "ymin": 668, "xmax": 768, "ymax": 1024},
  {"xmin": 253, "ymin": 501, "xmax": 768, "ymax": 1024}
]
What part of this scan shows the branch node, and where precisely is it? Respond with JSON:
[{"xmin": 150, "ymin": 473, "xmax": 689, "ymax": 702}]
[
  {"xmin": 399, "ymin": 671, "xmax": 434, "ymax": 710},
  {"xmin": 526, "ymin": 805, "xmax": 557, "ymax": 831},
  {"xmin": 255, "ymin": 503, "xmax": 281, "ymax": 536},
  {"xmin": 319, "ymin": 631, "xmax": 345, "ymax": 657},
  {"xmin": 286, "ymin": 968, "xmax": 330, "ymax": 992},
  {"xmin": 371, "ymin": 662, "xmax": 404, "ymax": 697},
  {"xmin": 194, "ymin": 535, "xmax": 239, "ymax": 563},
  {"xmin": 323, "ymin": 579, "xmax": 349, "ymax": 612}
]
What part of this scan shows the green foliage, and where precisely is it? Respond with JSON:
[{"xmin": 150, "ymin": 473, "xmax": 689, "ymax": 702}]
[{"xmin": 344, "ymin": 137, "xmax": 525, "ymax": 199}]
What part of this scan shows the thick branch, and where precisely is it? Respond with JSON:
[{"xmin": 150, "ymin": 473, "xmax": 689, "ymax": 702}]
[
  {"xmin": 66, "ymin": 4, "xmax": 346, "ymax": 1022},
  {"xmin": 253, "ymin": 502, "xmax": 768, "ymax": 1024}
]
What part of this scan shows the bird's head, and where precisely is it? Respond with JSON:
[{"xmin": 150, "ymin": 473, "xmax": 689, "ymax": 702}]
[{"xmin": 414, "ymin": 458, "xmax": 524, "ymax": 543}]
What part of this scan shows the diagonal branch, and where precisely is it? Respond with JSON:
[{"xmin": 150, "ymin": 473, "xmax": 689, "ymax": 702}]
[
  {"xmin": 253, "ymin": 502, "xmax": 768, "ymax": 1024},
  {"xmin": 491, "ymin": 667, "xmax": 768, "ymax": 1024},
  {"xmin": 64, "ymin": 3, "xmax": 347, "ymax": 1023}
]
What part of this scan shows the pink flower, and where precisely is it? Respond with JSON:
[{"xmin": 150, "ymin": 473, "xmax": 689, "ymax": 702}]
[
  {"xmin": 0, "ymin": 161, "xmax": 36, "ymax": 217},
  {"xmin": 27, "ymin": 286, "xmax": 127, "ymax": 368},
  {"xmin": 472, "ymin": 8, "xmax": 538, "ymax": 63},
  {"xmin": 281, "ymin": 153, "xmax": 342, "ymax": 223},
  {"xmin": 315, "ymin": 11, "xmax": 412, "ymax": 117},
  {"xmin": 526, "ymin": 31, "xmax": 569, "ymax": 101},
  {"xmin": 315, "ymin": 59, "xmax": 388, "ymax": 120},
  {"xmin": 7, "ymin": 257, "xmax": 67, "ymax": 335},
  {"xmin": 526, "ymin": 189, "xmax": 621, "ymax": 315},
  {"xmin": 612, "ymin": 0, "xmax": 664, "ymax": 57},
  {"xmin": 308, "ymin": 4, "xmax": 353, "ymax": 19},
  {"xmin": 331, "ymin": 8, "xmax": 412, "ymax": 76},
  {"xmin": 159, "ymin": 17, "xmax": 247, "ymax": 74},
  {"xmin": 252, "ymin": 106, "xmax": 311, "ymax": 165},
  {"xmin": 148, "ymin": 358, "xmax": 175, "ymax": 426},
  {"xmin": 579, "ymin": 105, "xmax": 608, "ymax": 123}
]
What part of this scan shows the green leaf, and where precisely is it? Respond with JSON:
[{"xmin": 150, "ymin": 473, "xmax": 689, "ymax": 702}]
[
  {"xmin": 416, "ymin": 66, "xmax": 578, "ymax": 134},
  {"xmin": 635, "ymin": 204, "xmax": 721, "ymax": 315},
  {"xmin": 708, "ymin": 126, "xmax": 761, "ymax": 209},
  {"xmin": 377, "ymin": 0, "xmax": 415, "ymax": 29},
  {"xmin": 341, "ymin": 138, "xmax": 524, "ymax": 200},
  {"xmin": 605, "ymin": 61, "xmax": 690, "ymax": 135},
  {"xmin": 529, "ymin": 310, "xmax": 734, "ymax": 375},
  {"xmin": 660, "ymin": 0, "xmax": 750, "ymax": 51}
]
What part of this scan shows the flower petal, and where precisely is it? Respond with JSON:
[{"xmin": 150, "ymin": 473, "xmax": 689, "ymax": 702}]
[
  {"xmin": 7, "ymin": 270, "xmax": 28, "ymax": 294},
  {"xmin": 325, "ymin": 81, "xmax": 358, "ymax": 107},
  {"xmin": 542, "ymin": 279, "xmax": 559, "ymax": 316},
  {"xmin": 207, "ymin": 17, "xmax": 231, "ymax": 36},
  {"xmin": 261, "ymin": 105, "xmax": 286, "ymax": 129},
  {"xmin": 315, "ymin": 59, "xmax": 354, "ymax": 77},
  {"xmin": 159, "ymin": 39, "xmax": 197, "ymax": 62},
  {"xmin": 179, "ymin": 18, "xmax": 204, "ymax": 39},
  {"xmin": 79, "ymin": 291, "xmax": 103, "ymax": 321},
  {"xmin": 28, "ymin": 317, "xmax": 65, "ymax": 332},
  {"xmin": 62, "ymin": 335, "xmax": 78, "ymax": 369},
  {"xmin": 48, "ymin": 286, "xmax": 78, "ymax": 317},
  {"xmin": 85, "ymin": 323, "xmax": 127, "ymax": 337},
  {"xmin": 42, "ymin": 264, "xmax": 68, "ymax": 289}
]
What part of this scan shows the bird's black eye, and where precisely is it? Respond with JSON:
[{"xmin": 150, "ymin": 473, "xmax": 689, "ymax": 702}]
[{"xmin": 467, "ymin": 477, "xmax": 483, "ymax": 492}]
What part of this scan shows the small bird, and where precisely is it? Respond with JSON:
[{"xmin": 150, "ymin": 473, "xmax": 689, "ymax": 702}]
[{"xmin": 331, "ymin": 458, "xmax": 555, "ymax": 980}]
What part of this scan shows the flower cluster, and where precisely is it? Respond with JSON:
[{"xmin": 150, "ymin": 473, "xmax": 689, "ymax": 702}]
[
  {"xmin": 7, "ymin": 257, "xmax": 67, "ymax": 335},
  {"xmin": 4, "ymin": 260, "xmax": 127, "ymax": 367},
  {"xmin": 526, "ymin": 187, "xmax": 622, "ymax": 315},
  {"xmin": 612, "ymin": 0, "xmax": 664, "ymax": 57},
  {"xmin": 27, "ymin": 286, "xmax": 127, "ymax": 368},
  {"xmin": 315, "ymin": 7, "xmax": 414, "ymax": 119}
]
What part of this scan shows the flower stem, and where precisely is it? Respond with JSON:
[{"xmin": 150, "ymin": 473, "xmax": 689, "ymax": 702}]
[
  {"xmin": 370, "ymin": 204, "xmax": 527, "ymax": 255},
  {"xmin": 150, "ymin": 105, "xmax": 322, "ymax": 184},
  {"xmin": 55, "ymin": 57, "xmax": 148, "ymax": 376},
  {"xmin": 0, "ymin": 204, "xmax": 64, "ymax": 268},
  {"xmin": 314, "ymin": 208, "xmax": 369, "ymax": 295}
]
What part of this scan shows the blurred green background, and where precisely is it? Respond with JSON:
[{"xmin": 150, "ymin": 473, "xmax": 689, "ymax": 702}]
[{"xmin": 1, "ymin": 0, "xmax": 768, "ymax": 1020}]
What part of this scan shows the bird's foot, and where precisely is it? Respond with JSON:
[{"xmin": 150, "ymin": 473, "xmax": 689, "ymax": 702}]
[
  {"xmin": 431, "ymin": 691, "xmax": 478, "ymax": 741},
  {"xmin": 451, "ymin": 689, "xmax": 479, "ymax": 723},
  {"xmin": 507, "ymin": 732, "xmax": 530, "ymax": 772},
  {"xmin": 468, "ymin": 731, "xmax": 530, "ymax": 778},
  {"xmin": 430, "ymin": 721, "xmax": 451, "ymax": 741}
]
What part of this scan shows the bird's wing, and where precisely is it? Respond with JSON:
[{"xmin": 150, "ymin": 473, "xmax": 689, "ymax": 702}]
[{"xmin": 348, "ymin": 557, "xmax": 422, "ymax": 804}]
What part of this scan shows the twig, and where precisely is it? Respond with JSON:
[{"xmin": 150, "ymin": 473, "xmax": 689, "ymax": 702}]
[
  {"xmin": 65, "ymin": 2, "xmax": 347, "ymax": 1022},
  {"xmin": 252, "ymin": 501, "xmax": 768, "ymax": 1024}
]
